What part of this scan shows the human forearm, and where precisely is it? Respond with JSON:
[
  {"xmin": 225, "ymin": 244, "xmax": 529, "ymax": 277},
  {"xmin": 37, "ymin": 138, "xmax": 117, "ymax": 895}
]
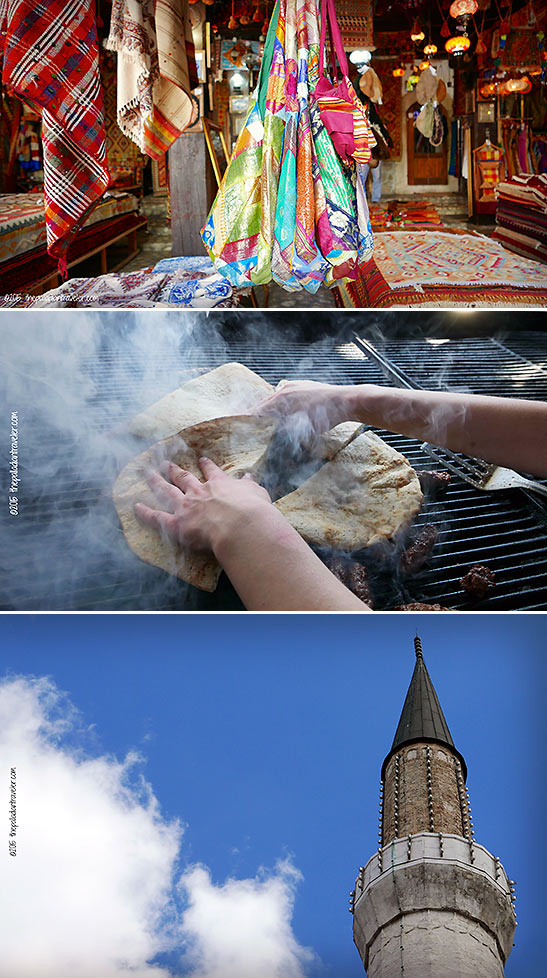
[
  {"xmin": 342, "ymin": 386, "xmax": 547, "ymax": 477},
  {"xmin": 135, "ymin": 459, "xmax": 369, "ymax": 612},
  {"xmin": 212, "ymin": 505, "xmax": 368, "ymax": 612}
]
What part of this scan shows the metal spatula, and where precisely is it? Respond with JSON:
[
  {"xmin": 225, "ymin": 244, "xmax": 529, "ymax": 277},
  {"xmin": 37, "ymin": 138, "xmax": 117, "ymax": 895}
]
[{"xmin": 422, "ymin": 443, "xmax": 547, "ymax": 499}]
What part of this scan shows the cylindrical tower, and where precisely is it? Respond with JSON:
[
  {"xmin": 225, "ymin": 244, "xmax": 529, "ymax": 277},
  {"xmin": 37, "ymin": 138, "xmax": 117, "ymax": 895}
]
[{"xmin": 351, "ymin": 637, "xmax": 516, "ymax": 978}]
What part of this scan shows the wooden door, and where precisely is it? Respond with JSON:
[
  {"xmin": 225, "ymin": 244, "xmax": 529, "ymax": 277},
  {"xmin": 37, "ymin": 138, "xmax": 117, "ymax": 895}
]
[{"xmin": 406, "ymin": 102, "xmax": 448, "ymax": 186}]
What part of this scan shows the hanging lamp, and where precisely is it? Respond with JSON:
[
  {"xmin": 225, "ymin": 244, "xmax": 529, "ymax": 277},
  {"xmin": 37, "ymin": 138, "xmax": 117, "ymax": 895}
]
[
  {"xmin": 410, "ymin": 20, "xmax": 425, "ymax": 43},
  {"xmin": 449, "ymin": 0, "xmax": 478, "ymax": 18},
  {"xmin": 445, "ymin": 35, "xmax": 471, "ymax": 55},
  {"xmin": 228, "ymin": 0, "xmax": 238, "ymax": 30}
]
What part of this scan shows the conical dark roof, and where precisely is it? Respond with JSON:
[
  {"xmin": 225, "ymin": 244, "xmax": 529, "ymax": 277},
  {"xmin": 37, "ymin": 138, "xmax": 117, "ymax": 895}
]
[{"xmin": 381, "ymin": 636, "xmax": 467, "ymax": 780}]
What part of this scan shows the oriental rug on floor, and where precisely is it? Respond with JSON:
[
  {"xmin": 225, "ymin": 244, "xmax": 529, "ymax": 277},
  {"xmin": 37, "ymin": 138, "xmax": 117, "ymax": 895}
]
[{"xmin": 332, "ymin": 229, "xmax": 547, "ymax": 307}]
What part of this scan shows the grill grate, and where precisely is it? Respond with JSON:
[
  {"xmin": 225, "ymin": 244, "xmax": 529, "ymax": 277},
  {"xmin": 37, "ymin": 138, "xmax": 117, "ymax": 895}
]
[
  {"xmin": 363, "ymin": 333, "xmax": 547, "ymax": 401},
  {"xmin": 3, "ymin": 324, "xmax": 547, "ymax": 611}
]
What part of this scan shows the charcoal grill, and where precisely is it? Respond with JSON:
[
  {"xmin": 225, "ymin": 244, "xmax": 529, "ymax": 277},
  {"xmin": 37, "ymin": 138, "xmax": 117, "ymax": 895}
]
[{"xmin": 2, "ymin": 311, "xmax": 547, "ymax": 611}]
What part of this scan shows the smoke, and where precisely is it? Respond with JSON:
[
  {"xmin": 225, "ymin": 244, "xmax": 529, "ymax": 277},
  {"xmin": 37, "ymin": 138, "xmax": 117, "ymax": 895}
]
[
  {"xmin": 0, "ymin": 311, "xmax": 232, "ymax": 610},
  {"xmin": 0, "ymin": 674, "xmax": 316, "ymax": 978},
  {"xmin": 0, "ymin": 310, "xmax": 367, "ymax": 610},
  {"xmin": 2, "ymin": 308, "xmax": 534, "ymax": 610}
]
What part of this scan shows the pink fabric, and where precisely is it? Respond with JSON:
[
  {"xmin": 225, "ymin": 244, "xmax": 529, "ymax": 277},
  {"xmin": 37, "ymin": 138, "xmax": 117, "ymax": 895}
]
[{"xmin": 518, "ymin": 128, "xmax": 528, "ymax": 174}]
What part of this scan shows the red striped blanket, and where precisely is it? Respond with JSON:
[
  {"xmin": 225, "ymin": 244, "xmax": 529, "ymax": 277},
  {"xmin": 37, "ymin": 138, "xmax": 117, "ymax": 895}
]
[{"xmin": 0, "ymin": 0, "xmax": 110, "ymax": 268}]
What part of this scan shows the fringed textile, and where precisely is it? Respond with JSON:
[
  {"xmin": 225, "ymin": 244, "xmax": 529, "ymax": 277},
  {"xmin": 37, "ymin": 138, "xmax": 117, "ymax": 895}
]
[
  {"xmin": 0, "ymin": 0, "xmax": 110, "ymax": 266},
  {"xmin": 106, "ymin": 0, "xmax": 198, "ymax": 160}
]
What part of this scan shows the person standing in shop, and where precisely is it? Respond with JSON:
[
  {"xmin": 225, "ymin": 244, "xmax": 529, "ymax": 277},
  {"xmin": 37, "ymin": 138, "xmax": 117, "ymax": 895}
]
[{"xmin": 350, "ymin": 53, "xmax": 393, "ymax": 203}]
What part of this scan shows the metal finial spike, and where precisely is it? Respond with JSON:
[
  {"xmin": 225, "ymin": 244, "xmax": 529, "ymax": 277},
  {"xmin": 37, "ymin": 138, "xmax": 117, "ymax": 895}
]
[{"xmin": 414, "ymin": 635, "xmax": 423, "ymax": 658}]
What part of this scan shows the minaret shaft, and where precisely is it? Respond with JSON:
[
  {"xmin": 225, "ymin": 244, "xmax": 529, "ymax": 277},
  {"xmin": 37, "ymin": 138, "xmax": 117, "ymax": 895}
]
[
  {"xmin": 382, "ymin": 743, "xmax": 470, "ymax": 843},
  {"xmin": 352, "ymin": 638, "xmax": 516, "ymax": 978}
]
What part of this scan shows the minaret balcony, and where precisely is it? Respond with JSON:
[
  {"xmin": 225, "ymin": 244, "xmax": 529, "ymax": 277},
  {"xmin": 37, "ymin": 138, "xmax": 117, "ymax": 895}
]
[{"xmin": 352, "ymin": 832, "xmax": 516, "ymax": 974}]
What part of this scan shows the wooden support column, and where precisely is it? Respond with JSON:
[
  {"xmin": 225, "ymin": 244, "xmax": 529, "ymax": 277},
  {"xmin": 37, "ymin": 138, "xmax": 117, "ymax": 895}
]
[{"xmin": 169, "ymin": 130, "xmax": 217, "ymax": 257}]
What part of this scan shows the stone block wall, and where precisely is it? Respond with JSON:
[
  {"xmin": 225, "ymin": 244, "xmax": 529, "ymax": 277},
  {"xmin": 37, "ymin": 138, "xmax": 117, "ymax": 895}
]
[{"xmin": 382, "ymin": 742, "xmax": 469, "ymax": 842}]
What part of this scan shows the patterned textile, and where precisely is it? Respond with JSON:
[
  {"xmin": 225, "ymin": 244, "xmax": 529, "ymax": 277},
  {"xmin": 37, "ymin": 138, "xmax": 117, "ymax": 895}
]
[
  {"xmin": 374, "ymin": 62, "xmax": 401, "ymax": 161},
  {"xmin": 366, "ymin": 230, "xmax": 547, "ymax": 291},
  {"xmin": 502, "ymin": 28, "xmax": 542, "ymax": 71},
  {"xmin": 151, "ymin": 156, "xmax": 169, "ymax": 194},
  {"xmin": 202, "ymin": 0, "xmax": 373, "ymax": 292},
  {"xmin": 473, "ymin": 142, "xmax": 503, "ymax": 211},
  {"xmin": 201, "ymin": 0, "xmax": 282, "ymax": 287},
  {"xmin": 272, "ymin": 0, "xmax": 327, "ymax": 290},
  {"xmin": 153, "ymin": 255, "xmax": 216, "ymax": 272},
  {"xmin": 368, "ymin": 202, "xmax": 392, "ymax": 231},
  {"xmin": 220, "ymin": 39, "xmax": 261, "ymax": 70},
  {"xmin": 213, "ymin": 79, "xmax": 230, "ymax": 129},
  {"xmin": 102, "ymin": 51, "xmax": 146, "ymax": 187},
  {"xmin": 332, "ymin": 257, "xmax": 547, "ymax": 308},
  {"xmin": 495, "ymin": 204, "xmax": 547, "ymax": 245},
  {"xmin": 3, "ymin": 260, "xmax": 240, "ymax": 307},
  {"xmin": 388, "ymin": 200, "xmax": 441, "ymax": 228},
  {"xmin": 494, "ymin": 174, "xmax": 547, "ymax": 264},
  {"xmin": 106, "ymin": 0, "xmax": 198, "ymax": 160},
  {"xmin": 315, "ymin": 0, "xmax": 376, "ymax": 167},
  {"xmin": 492, "ymin": 226, "xmax": 547, "ymax": 265},
  {"xmin": 496, "ymin": 174, "xmax": 547, "ymax": 210},
  {"xmin": 152, "ymin": 254, "xmax": 233, "ymax": 303},
  {"xmin": 0, "ymin": 0, "xmax": 110, "ymax": 265},
  {"xmin": 0, "ymin": 210, "xmax": 143, "ymax": 292},
  {"xmin": 0, "ymin": 191, "xmax": 138, "ymax": 263},
  {"xmin": 334, "ymin": 0, "xmax": 373, "ymax": 50}
]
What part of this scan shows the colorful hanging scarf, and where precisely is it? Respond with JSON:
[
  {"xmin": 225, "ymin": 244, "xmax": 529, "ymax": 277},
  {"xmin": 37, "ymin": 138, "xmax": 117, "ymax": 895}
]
[
  {"xmin": 271, "ymin": 0, "xmax": 328, "ymax": 291},
  {"xmin": 0, "ymin": 0, "xmax": 110, "ymax": 269},
  {"xmin": 106, "ymin": 0, "xmax": 198, "ymax": 160}
]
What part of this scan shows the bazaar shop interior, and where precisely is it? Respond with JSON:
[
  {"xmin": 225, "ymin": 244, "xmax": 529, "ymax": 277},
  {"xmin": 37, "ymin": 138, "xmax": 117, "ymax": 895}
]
[{"xmin": 1, "ymin": 0, "xmax": 547, "ymax": 309}]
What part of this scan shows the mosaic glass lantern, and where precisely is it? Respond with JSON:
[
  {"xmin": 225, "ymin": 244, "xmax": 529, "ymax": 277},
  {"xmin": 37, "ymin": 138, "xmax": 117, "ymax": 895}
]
[
  {"xmin": 424, "ymin": 43, "xmax": 438, "ymax": 56},
  {"xmin": 449, "ymin": 0, "xmax": 478, "ymax": 18},
  {"xmin": 506, "ymin": 76, "xmax": 532, "ymax": 93},
  {"xmin": 392, "ymin": 66, "xmax": 405, "ymax": 77},
  {"xmin": 445, "ymin": 35, "xmax": 471, "ymax": 55}
]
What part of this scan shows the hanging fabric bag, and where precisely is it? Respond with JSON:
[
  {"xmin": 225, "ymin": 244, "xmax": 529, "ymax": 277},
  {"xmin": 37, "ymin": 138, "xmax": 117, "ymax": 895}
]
[
  {"xmin": 271, "ymin": 0, "xmax": 329, "ymax": 291},
  {"xmin": 313, "ymin": 0, "xmax": 375, "ymax": 166},
  {"xmin": 304, "ymin": 0, "xmax": 373, "ymax": 281},
  {"xmin": 251, "ymin": 0, "xmax": 291, "ymax": 285},
  {"xmin": 201, "ymin": 1, "xmax": 281, "ymax": 286}
]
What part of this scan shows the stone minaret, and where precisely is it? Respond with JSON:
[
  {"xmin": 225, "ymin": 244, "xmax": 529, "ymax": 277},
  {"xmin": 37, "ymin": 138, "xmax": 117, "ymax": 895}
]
[{"xmin": 351, "ymin": 636, "xmax": 516, "ymax": 978}]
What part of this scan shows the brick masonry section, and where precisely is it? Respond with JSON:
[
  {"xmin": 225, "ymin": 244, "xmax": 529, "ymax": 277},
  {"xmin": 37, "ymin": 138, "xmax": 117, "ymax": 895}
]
[{"xmin": 383, "ymin": 742, "xmax": 469, "ymax": 842}]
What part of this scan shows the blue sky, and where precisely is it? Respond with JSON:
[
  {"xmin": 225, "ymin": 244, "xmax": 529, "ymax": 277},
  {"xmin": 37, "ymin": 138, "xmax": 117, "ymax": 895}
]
[{"xmin": 1, "ymin": 613, "xmax": 544, "ymax": 977}]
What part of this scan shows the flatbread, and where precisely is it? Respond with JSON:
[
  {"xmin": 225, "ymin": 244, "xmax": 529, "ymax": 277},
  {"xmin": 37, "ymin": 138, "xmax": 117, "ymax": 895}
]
[
  {"xmin": 130, "ymin": 362, "xmax": 274, "ymax": 440},
  {"xmin": 114, "ymin": 416, "xmax": 277, "ymax": 591},
  {"xmin": 274, "ymin": 431, "xmax": 423, "ymax": 551},
  {"xmin": 315, "ymin": 421, "xmax": 363, "ymax": 459}
]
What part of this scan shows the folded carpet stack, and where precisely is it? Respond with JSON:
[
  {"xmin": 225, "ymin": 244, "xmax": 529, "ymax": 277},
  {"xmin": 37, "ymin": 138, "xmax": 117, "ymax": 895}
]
[
  {"xmin": 493, "ymin": 173, "xmax": 547, "ymax": 265},
  {"xmin": 368, "ymin": 199, "xmax": 442, "ymax": 231},
  {"xmin": 388, "ymin": 199, "xmax": 442, "ymax": 228}
]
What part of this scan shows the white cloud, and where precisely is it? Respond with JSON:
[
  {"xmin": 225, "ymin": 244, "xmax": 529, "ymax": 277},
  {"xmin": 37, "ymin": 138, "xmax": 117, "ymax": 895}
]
[
  {"xmin": 0, "ymin": 677, "xmax": 315, "ymax": 978},
  {"xmin": 1, "ymin": 676, "xmax": 181, "ymax": 978},
  {"xmin": 178, "ymin": 861, "xmax": 316, "ymax": 978}
]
